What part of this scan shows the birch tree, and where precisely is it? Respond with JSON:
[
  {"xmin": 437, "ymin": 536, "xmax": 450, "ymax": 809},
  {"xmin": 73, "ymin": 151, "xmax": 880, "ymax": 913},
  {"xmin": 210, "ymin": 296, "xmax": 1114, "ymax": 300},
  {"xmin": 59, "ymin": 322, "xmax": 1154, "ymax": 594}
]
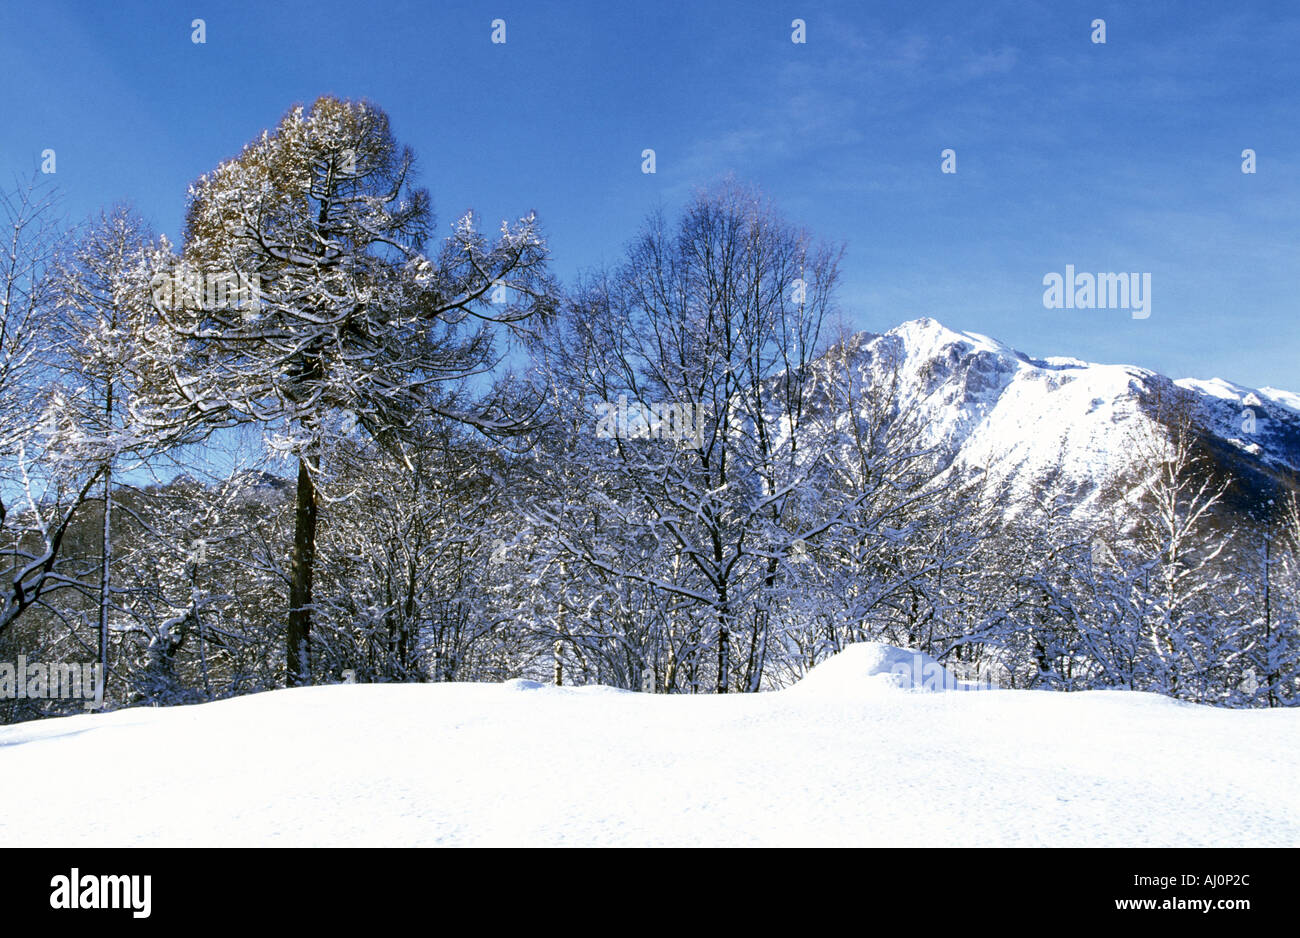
[
  {"xmin": 50, "ymin": 205, "xmax": 169, "ymax": 701},
  {"xmin": 531, "ymin": 182, "xmax": 842, "ymax": 691},
  {"xmin": 0, "ymin": 178, "xmax": 108, "ymax": 641}
]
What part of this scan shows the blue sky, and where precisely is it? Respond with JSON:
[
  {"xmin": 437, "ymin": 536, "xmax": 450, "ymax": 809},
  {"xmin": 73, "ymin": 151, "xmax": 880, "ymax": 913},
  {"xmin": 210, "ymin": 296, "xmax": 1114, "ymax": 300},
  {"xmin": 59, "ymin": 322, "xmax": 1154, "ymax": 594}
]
[{"xmin": 3, "ymin": 0, "xmax": 1297, "ymax": 389}]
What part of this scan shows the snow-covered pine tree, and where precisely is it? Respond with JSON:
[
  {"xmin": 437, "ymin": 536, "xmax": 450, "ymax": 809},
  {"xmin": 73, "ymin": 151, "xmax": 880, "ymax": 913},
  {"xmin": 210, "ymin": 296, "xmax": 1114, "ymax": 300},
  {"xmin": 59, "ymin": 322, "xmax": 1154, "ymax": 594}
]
[{"xmin": 152, "ymin": 96, "xmax": 555, "ymax": 685}]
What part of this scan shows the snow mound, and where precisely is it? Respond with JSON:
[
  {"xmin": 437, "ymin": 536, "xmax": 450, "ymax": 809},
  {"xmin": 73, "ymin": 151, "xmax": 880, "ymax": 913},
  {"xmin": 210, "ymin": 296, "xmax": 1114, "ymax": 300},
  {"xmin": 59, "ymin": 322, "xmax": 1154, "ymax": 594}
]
[
  {"xmin": 790, "ymin": 643, "xmax": 959, "ymax": 694},
  {"xmin": 502, "ymin": 678, "xmax": 545, "ymax": 691}
]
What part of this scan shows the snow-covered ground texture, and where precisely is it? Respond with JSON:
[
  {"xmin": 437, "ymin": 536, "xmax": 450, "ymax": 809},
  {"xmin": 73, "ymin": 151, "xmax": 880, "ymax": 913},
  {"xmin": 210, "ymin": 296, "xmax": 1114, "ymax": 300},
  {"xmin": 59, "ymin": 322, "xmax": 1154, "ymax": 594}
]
[{"xmin": 2, "ymin": 643, "xmax": 1296, "ymax": 847}]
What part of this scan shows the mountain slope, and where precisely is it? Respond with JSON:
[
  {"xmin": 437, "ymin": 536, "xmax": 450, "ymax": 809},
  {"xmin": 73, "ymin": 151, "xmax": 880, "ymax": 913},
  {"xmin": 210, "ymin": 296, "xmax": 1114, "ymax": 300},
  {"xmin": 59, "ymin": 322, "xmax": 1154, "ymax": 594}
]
[{"xmin": 830, "ymin": 318, "xmax": 1300, "ymax": 511}]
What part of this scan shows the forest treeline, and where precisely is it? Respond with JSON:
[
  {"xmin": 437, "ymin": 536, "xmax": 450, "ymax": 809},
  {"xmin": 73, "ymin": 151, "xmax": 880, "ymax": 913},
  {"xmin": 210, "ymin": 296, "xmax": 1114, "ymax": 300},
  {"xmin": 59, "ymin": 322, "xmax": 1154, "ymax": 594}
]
[{"xmin": 3, "ymin": 96, "xmax": 1297, "ymax": 722}]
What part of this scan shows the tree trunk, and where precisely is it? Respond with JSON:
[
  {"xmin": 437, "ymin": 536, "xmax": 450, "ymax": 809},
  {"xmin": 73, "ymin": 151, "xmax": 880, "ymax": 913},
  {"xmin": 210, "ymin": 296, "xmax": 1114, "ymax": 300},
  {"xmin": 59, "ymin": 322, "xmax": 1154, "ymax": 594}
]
[
  {"xmin": 97, "ymin": 455, "xmax": 112, "ymax": 705},
  {"xmin": 287, "ymin": 455, "xmax": 318, "ymax": 686},
  {"xmin": 717, "ymin": 608, "xmax": 730, "ymax": 694}
]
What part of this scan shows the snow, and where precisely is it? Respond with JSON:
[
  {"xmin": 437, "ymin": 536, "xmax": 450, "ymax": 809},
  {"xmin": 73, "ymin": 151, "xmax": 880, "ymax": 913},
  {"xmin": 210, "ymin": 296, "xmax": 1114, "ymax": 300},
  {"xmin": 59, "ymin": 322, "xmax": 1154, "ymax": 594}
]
[
  {"xmin": 1, "ymin": 642, "xmax": 1296, "ymax": 847},
  {"xmin": 788, "ymin": 642, "xmax": 960, "ymax": 694},
  {"xmin": 1260, "ymin": 386, "xmax": 1300, "ymax": 415},
  {"xmin": 847, "ymin": 320, "xmax": 1158, "ymax": 504},
  {"xmin": 888, "ymin": 316, "xmax": 1013, "ymax": 362},
  {"xmin": 1176, "ymin": 376, "xmax": 1251, "ymax": 404},
  {"xmin": 841, "ymin": 319, "xmax": 1300, "ymax": 510}
]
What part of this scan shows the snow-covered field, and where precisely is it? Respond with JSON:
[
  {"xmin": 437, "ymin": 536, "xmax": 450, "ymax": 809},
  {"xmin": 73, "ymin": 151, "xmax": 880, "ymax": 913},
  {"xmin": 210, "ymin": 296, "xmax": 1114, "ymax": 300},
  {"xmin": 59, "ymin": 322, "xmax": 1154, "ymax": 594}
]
[{"xmin": 1, "ymin": 644, "xmax": 1296, "ymax": 847}]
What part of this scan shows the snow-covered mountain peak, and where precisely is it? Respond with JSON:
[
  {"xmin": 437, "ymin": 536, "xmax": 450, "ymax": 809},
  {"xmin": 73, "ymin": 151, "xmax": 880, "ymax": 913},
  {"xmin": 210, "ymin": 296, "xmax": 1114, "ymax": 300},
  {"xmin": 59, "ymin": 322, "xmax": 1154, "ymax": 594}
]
[
  {"xmin": 826, "ymin": 318, "xmax": 1300, "ymax": 513},
  {"xmin": 885, "ymin": 316, "xmax": 1016, "ymax": 361}
]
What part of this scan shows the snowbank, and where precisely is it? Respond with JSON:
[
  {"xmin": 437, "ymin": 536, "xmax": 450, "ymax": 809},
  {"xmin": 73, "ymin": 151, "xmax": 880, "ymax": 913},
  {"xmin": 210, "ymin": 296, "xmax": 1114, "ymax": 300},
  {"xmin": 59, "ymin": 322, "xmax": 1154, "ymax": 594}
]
[
  {"xmin": 789, "ymin": 642, "xmax": 960, "ymax": 694},
  {"xmin": 1, "ymin": 668, "xmax": 1297, "ymax": 847}
]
